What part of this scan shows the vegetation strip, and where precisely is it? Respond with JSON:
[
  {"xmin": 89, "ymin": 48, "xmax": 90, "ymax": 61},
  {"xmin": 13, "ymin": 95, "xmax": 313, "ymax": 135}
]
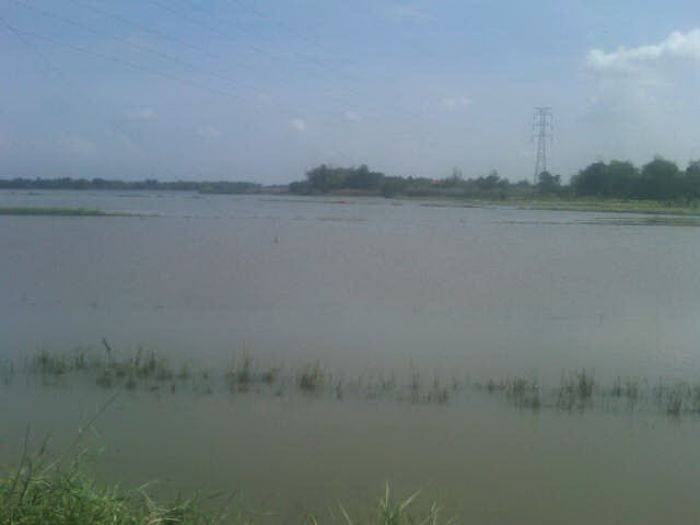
[
  {"xmin": 0, "ymin": 206, "xmax": 130, "ymax": 217},
  {"xmin": 5, "ymin": 347, "xmax": 700, "ymax": 417}
]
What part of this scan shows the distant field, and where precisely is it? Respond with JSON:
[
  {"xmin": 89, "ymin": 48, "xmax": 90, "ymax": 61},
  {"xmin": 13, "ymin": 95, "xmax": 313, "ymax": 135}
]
[
  {"xmin": 0, "ymin": 206, "xmax": 122, "ymax": 216},
  {"xmin": 507, "ymin": 197, "xmax": 700, "ymax": 216},
  {"xmin": 404, "ymin": 196, "xmax": 700, "ymax": 216}
]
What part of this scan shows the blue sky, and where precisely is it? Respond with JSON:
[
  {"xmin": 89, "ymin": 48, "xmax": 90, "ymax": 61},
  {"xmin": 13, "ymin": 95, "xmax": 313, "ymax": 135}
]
[{"xmin": 1, "ymin": 0, "xmax": 700, "ymax": 183}]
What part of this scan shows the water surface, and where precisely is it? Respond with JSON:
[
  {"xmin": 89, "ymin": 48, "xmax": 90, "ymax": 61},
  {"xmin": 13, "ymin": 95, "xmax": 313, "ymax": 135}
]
[{"xmin": 2, "ymin": 190, "xmax": 700, "ymax": 523}]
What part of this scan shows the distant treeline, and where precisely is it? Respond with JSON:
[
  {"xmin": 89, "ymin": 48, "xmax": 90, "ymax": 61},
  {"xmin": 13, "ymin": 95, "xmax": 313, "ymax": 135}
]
[
  {"xmin": 571, "ymin": 158, "xmax": 700, "ymax": 200},
  {"xmin": 290, "ymin": 157, "xmax": 700, "ymax": 201},
  {"xmin": 0, "ymin": 177, "xmax": 262, "ymax": 195},
  {"xmin": 5, "ymin": 156, "xmax": 700, "ymax": 202},
  {"xmin": 290, "ymin": 164, "xmax": 556, "ymax": 199}
]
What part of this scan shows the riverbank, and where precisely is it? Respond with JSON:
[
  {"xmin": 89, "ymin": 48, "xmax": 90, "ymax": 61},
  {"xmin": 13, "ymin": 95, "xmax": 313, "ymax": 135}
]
[
  {"xmin": 385, "ymin": 195, "xmax": 700, "ymax": 217},
  {"xmin": 277, "ymin": 190, "xmax": 700, "ymax": 217},
  {"xmin": 4, "ymin": 187, "xmax": 700, "ymax": 218},
  {"xmin": 0, "ymin": 206, "xmax": 130, "ymax": 217}
]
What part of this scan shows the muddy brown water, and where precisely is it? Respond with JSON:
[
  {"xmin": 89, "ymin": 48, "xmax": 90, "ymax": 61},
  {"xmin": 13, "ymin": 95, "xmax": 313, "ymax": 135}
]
[{"xmin": 2, "ymin": 190, "xmax": 700, "ymax": 523}]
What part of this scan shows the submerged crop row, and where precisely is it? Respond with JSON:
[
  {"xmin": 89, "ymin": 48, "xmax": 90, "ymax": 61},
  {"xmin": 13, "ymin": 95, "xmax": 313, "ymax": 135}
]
[{"xmin": 3, "ymin": 346, "xmax": 700, "ymax": 417}]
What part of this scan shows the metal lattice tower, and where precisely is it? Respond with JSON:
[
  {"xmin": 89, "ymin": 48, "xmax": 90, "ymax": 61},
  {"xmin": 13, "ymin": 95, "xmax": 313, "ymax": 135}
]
[{"xmin": 532, "ymin": 107, "xmax": 553, "ymax": 183}]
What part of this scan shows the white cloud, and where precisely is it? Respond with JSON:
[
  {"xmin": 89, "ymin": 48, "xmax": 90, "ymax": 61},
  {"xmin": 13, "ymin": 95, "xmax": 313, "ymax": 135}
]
[
  {"xmin": 124, "ymin": 107, "xmax": 157, "ymax": 121},
  {"xmin": 344, "ymin": 110, "xmax": 362, "ymax": 122},
  {"xmin": 439, "ymin": 96, "xmax": 473, "ymax": 111},
  {"xmin": 588, "ymin": 29, "xmax": 700, "ymax": 72},
  {"xmin": 196, "ymin": 125, "xmax": 222, "ymax": 139},
  {"xmin": 290, "ymin": 118, "xmax": 307, "ymax": 131},
  {"xmin": 56, "ymin": 133, "xmax": 96, "ymax": 157}
]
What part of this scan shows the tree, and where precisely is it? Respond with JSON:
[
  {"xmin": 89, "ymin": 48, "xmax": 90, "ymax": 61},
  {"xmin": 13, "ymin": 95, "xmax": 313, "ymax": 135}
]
[
  {"xmin": 536, "ymin": 171, "xmax": 561, "ymax": 195},
  {"xmin": 686, "ymin": 160, "xmax": 700, "ymax": 199},
  {"xmin": 345, "ymin": 164, "xmax": 384, "ymax": 190},
  {"xmin": 606, "ymin": 160, "xmax": 639, "ymax": 198},
  {"xmin": 639, "ymin": 157, "xmax": 682, "ymax": 199},
  {"xmin": 571, "ymin": 162, "xmax": 608, "ymax": 196},
  {"xmin": 475, "ymin": 170, "xmax": 503, "ymax": 191},
  {"xmin": 305, "ymin": 164, "xmax": 346, "ymax": 193}
]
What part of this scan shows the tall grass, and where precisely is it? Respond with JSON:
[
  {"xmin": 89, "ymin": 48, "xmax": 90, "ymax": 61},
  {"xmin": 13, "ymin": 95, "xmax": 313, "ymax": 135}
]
[
  {"xmin": 0, "ymin": 449, "xmax": 446, "ymax": 524},
  {"xmin": 0, "ymin": 463, "xmax": 212, "ymax": 525}
]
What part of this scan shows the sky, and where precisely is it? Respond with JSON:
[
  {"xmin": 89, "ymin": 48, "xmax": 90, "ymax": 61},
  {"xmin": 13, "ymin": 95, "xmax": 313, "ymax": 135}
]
[{"xmin": 1, "ymin": 0, "xmax": 700, "ymax": 183}]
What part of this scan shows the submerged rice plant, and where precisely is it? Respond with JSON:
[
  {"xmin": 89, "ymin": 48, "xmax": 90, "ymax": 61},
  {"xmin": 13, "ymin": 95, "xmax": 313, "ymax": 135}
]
[
  {"xmin": 299, "ymin": 362, "xmax": 326, "ymax": 393},
  {"xmin": 18, "ymin": 347, "xmax": 700, "ymax": 419},
  {"xmin": 556, "ymin": 369, "xmax": 595, "ymax": 410}
]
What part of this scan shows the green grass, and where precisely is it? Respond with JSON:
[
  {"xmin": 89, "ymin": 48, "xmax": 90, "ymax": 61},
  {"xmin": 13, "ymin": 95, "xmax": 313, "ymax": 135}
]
[
  {"xmin": 405, "ymin": 195, "xmax": 700, "ymax": 217},
  {"xmin": 0, "ymin": 206, "xmax": 123, "ymax": 217},
  {"xmin": 0, "ymin": 468, "xmax": 210, "ymax": 524},
  {"xmin": 508, "ymin": 198, "xmax": 700, "ymax": 217},
  {"xmin": 0, "ymin": 453, "xmax": 446, "ymax": 524}
]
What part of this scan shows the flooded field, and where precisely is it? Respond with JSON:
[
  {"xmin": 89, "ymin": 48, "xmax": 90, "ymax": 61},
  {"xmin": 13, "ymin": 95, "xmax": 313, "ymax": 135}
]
[{"xmin": 3, "ymin": 190, "xmax": 700, "ymax": 523}]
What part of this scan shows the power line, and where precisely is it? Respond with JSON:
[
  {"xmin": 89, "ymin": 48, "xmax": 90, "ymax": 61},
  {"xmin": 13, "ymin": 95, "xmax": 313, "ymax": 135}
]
[
  {"xmin": 145, "ymin": 0, "xmax": 364, "ymax": 99},
  {"xmin": 0, "ymin": 17, "xmax": 240, "ymax": 100},
  {"xmin": 2, "ymin": 11, "xmax": 356, "ymax": 166},
  {"xmin": 11, "ymin": 0, "xmax": 242, "ymax": 92},
  {"xmin": 62, "ymin": 0, "xmax": 360, "ymax": 123},
  {"xmin": 66, "ymin": 0, "xmax": 218, "ymax": 60},
  {"xmin": 0, "ymin": 16, "xmax": 143, "ymax": 158}
]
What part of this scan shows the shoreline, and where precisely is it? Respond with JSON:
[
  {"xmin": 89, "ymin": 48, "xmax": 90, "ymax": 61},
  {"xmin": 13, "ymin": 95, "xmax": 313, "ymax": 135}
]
[{"xmin": 4, "ymin": 190, "xmax": 700, "ymax": 219}]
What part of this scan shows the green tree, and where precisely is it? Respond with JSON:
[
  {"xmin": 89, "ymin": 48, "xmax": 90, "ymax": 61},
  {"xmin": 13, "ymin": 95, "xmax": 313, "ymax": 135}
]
[
  {"xmin": 639, "ymin": 157, "xmax": 682, "ymax": 199},
  {"xmin": 571, "ymin": 162, "xmax": 608, "ymax": 196},
  {"xmin": 685, "ymin": 160, "xmax": 700, "ymax": 199},
  {"xmin": 345, "ymin": 164, "xmax": 384, "ymax": 189},
  {"xmin": 305, "ymin": 164, "xmax": 346, "ymax": 193},
  {"xmin": 536, "ymin": 171, "xmax": 561, "ymax": 195},
  {"xmin": 606, "ymin": 160, "xmax": 639, "ymax": 197}
]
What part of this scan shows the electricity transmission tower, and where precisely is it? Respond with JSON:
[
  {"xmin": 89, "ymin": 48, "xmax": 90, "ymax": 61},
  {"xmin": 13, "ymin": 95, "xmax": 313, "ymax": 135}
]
[{"xmin": 532, "ymin": 107, "xmax": 553, "ymax": 183}]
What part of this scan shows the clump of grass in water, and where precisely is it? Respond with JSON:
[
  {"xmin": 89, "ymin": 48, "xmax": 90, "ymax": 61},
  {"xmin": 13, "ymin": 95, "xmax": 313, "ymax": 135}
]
[
  {"xmin": 556, "ymin": 369, "xmax": 595, "ymax": 410},
  {"xmin": 609, "ymin": 376, "xmax": 643, "ymax": 409},
  {"xmin": 505, "ymin": 376, "xmax": 540, "ymax": 410},
  {"xmin": 401, "ymin": 371, "xmax": 451, "ymax": 406},
  {"xmin": 26, "ymin": 344, "xmax": 179, "ymax": 391},
  {"xmin": 483, "ymin": 378, "xmax": 505, "ymax": 394},
  {"xmin": 28, "ymin": 347, "xmax": 700, "ymax": 418},
  {"xmin": 29, "ymin": 350, "xmax": 70, "ymax": 376},
  {"xmin": 408, "ymin": 369, "xmax": 422, "ymax": 404},
  {"xmin": 94, "ymin": 348, "xmax": 174, "ymax": 389},
  {"xmin": 225, "ymin": 353, "xmax": 273, "ymax": 392},
  {"xmin": 225, "ymin": 352, "xmax": 282, "ymax": 391},
  {"xmin": 261, "ymin": 365, "xmax": 280, "ymax": 385},
  {"xmin": 322, "ymin": 484, "xmax": 450, "ymax": 525},
  {"xmin": 653, "ymin": 380, "xmax": 691, "ymax": 416},
  {"xmin": 0, "ymin": 358, "xmax": 15, "ymax": 385},
  {"xmin": 299, "ymin": 362, "xmax": 325, "ymax": 393},
  {"xmin": 667, "ymin": 389, "xmax": 684, "ymax": 416},
  {"xmin": 479, "ymin": 376, "xmax": 540, "ymax": 410}
]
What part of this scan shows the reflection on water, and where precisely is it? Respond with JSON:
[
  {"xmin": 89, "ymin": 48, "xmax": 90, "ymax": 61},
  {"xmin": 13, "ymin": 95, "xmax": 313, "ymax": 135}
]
[{"xmin": 2, "ymin": 190, "xmax": 700, "ymax": 522}]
